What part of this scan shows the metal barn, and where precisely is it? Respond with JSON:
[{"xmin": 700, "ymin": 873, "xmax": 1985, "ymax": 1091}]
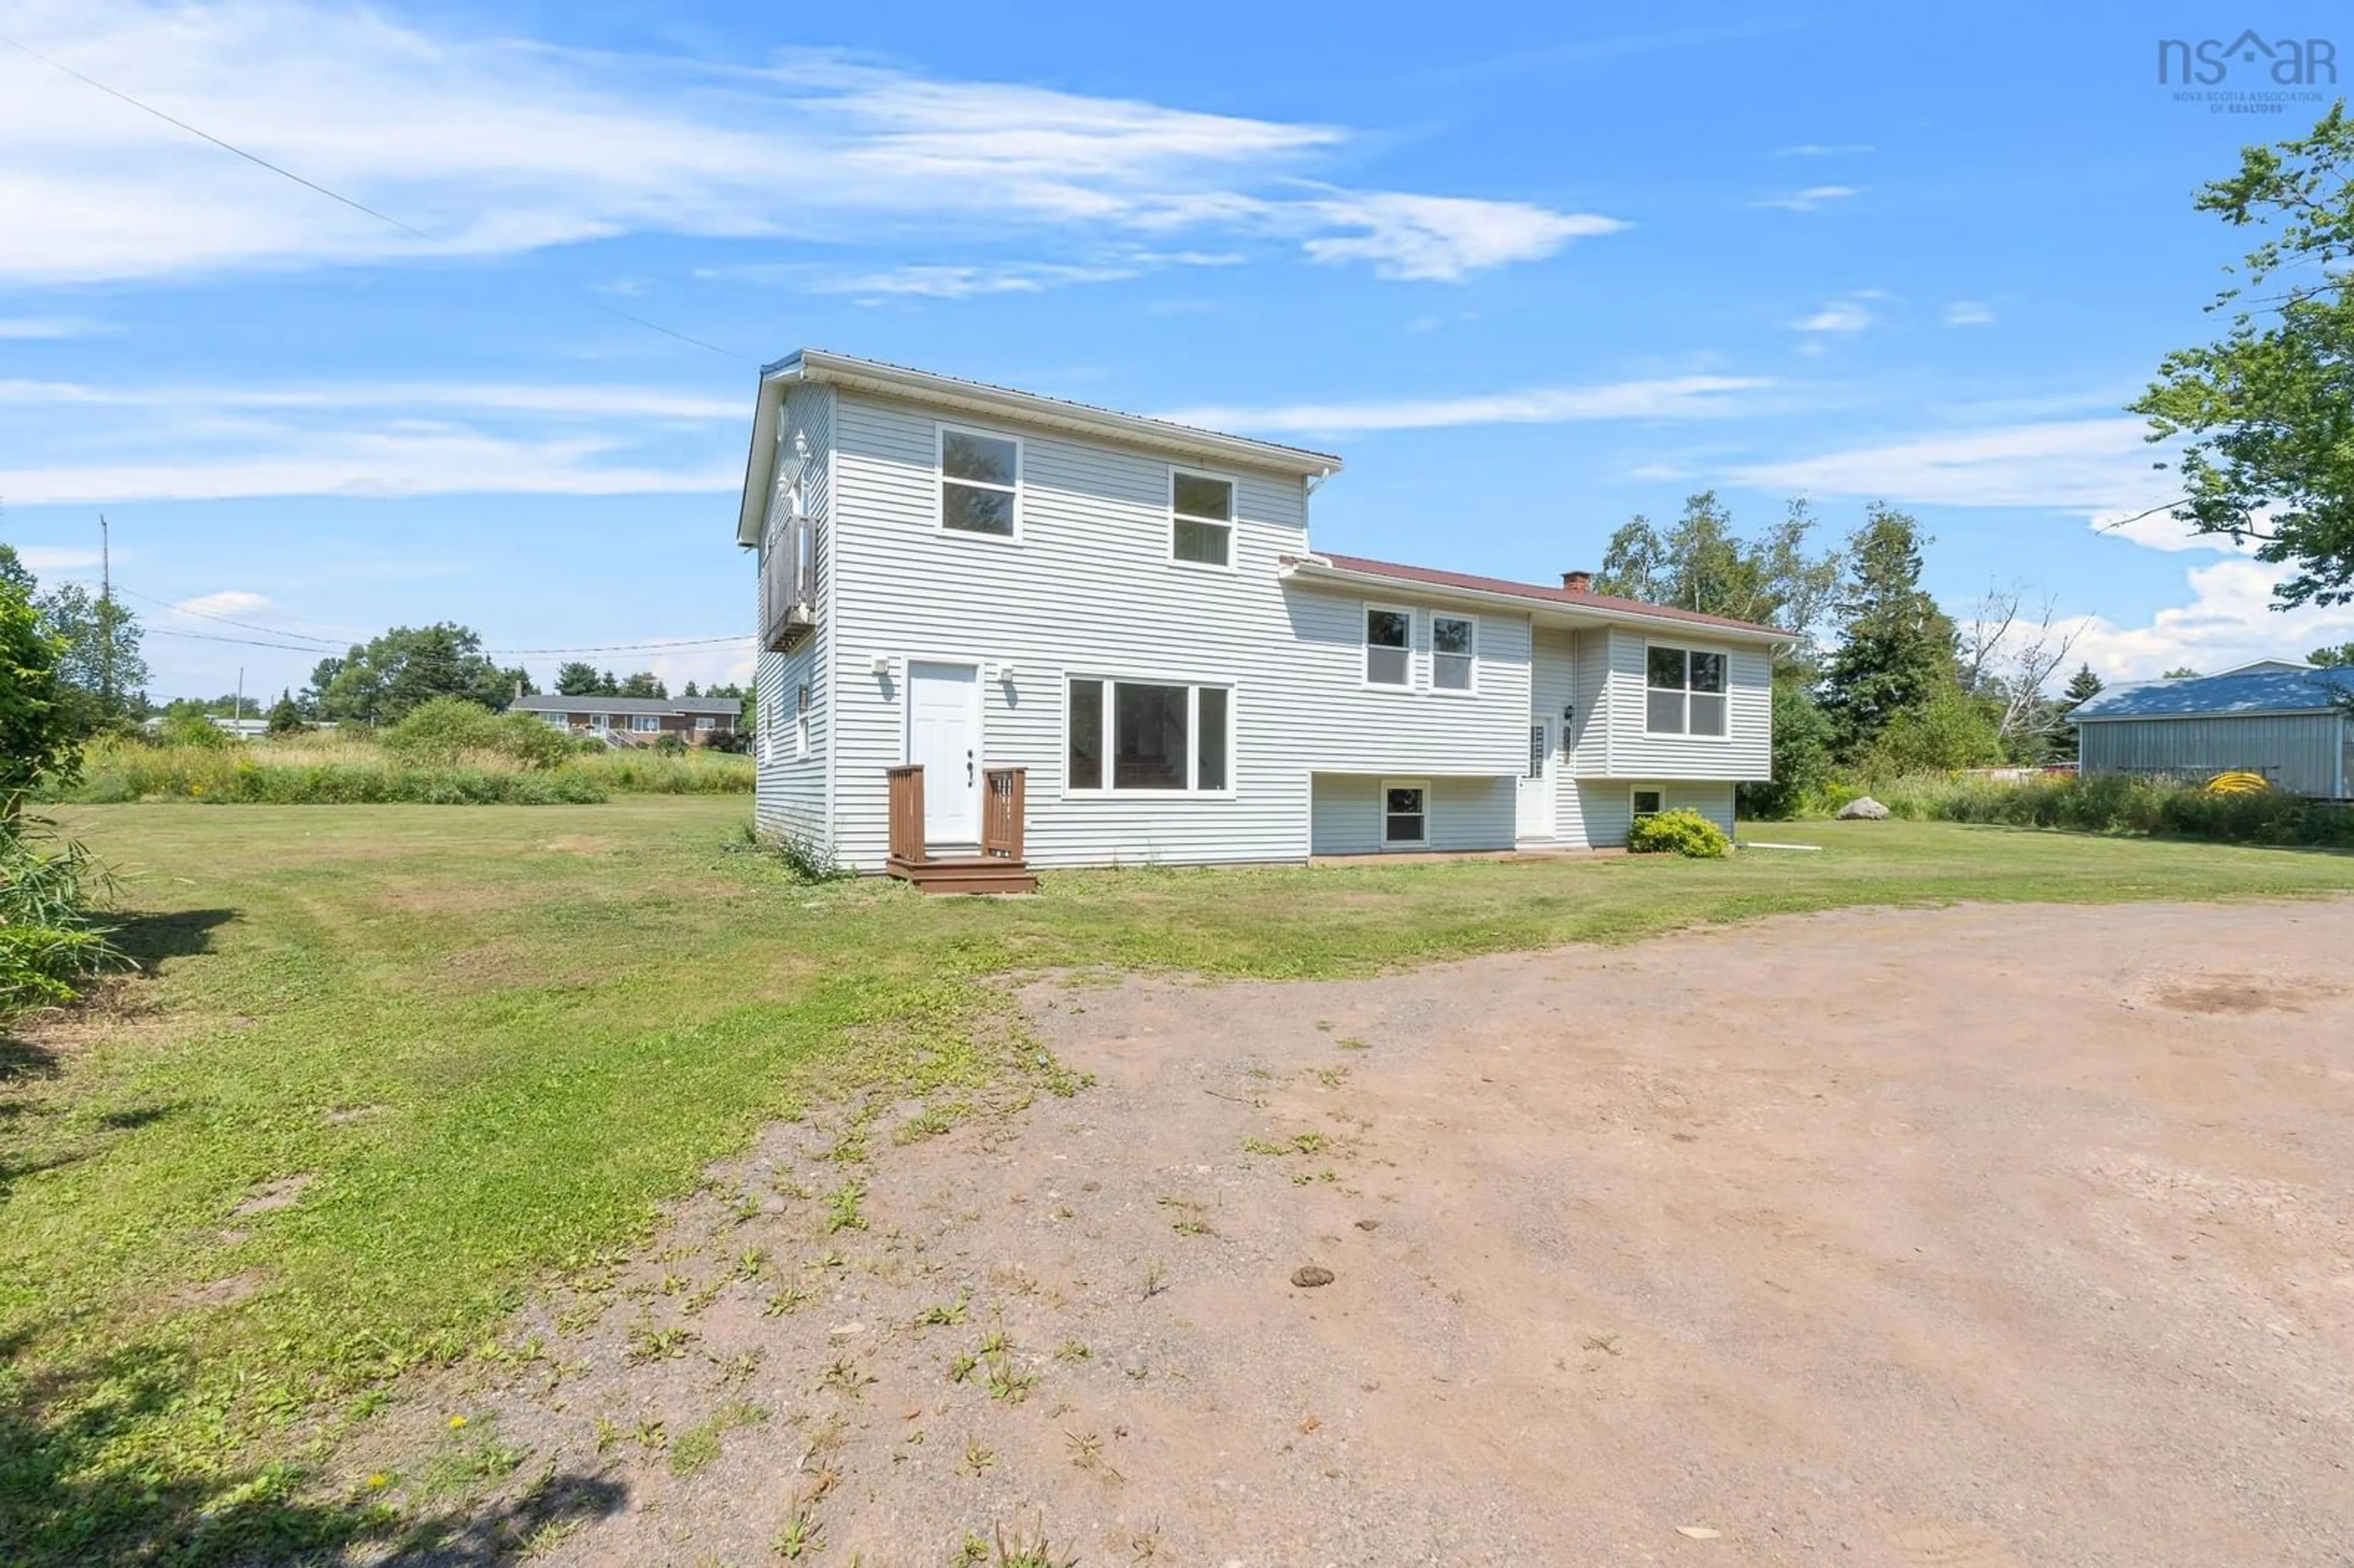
[{"xmin": 2070, "ymin": 661, "xmax": 2354, "ymax": 799}]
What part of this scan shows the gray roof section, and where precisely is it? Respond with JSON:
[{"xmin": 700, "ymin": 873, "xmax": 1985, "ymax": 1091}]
[
  {"xmin": 2070, "ymin": 664, "xmax": 2354, "ymax": 722},
  {"xmin": 513, "ymin": 695, "xmax": 740, "ymax": 716}
]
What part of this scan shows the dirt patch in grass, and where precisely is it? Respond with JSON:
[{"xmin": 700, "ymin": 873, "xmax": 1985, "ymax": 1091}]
[{"xmin": 356, "ymin": 899, "xmax": 2354, "ymax": 1566}]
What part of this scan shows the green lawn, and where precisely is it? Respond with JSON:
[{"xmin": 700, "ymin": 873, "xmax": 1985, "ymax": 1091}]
[{"xmin": 6, "ymin": 799, "xmax": 2352, "ymax": 1562}]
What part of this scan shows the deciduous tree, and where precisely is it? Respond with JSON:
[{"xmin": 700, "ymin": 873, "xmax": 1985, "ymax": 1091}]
[
  {"xmin": 1819, "ymin": 504, "xmax": 1962, "ymax": 758},
  {"xmin": 2134, "ymin": 104, "xmax": 2354, "ymax": 607}
]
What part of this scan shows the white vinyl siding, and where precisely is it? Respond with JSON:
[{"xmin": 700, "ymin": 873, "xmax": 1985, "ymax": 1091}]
[
  {"xmin": 1590, "ymin": 629, "xmax": 1771, "ymax": 780},
  {"xmin": 755, "ymin": 380, "xmax": 833, "ymax": 850},
  {"xmin": 1309, "ymin": 774, "xmax": 1517, "ymax": 856},
  {"xmin": 1529, "ymin": 628, "xmax": 1576, "ymax": 842},
  {"xmin": 825, "ymin": 389, "xmax": 1315, "ymax": 870},
  {"xmin": 1577, "ymin": 779, "xmax": 1733, "ymax": 848}
]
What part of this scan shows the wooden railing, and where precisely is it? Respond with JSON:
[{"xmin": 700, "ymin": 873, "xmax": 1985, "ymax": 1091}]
[
  {"xmin": 886, "ymin": 764, "xmax": 924, "ymax": 864},
  {"xmin": 982, "ymin": 767, "xmax": 1026, "ymax": 861}
]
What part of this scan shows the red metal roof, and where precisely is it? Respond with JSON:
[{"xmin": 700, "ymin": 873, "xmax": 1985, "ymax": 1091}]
[{"xmin": 1291, "ymin": 552, "xmax": 1788, "ymax": 637}]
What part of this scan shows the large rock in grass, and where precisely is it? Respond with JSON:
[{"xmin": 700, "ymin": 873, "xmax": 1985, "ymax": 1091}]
[{"xmin": 1836, "ymin": 796, "xmax": 1891, "ymax": 821}]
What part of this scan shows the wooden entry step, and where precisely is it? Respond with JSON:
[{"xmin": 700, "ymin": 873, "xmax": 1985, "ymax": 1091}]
[{"xmin": 886, "ymin": 855, "xmax": 1037, "ymax": 895}]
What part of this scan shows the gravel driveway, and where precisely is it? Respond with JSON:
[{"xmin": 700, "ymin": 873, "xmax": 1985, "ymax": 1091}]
[{"xmin": 381, "ymin": 898, "xmax": 2354, "ymax": 1567}]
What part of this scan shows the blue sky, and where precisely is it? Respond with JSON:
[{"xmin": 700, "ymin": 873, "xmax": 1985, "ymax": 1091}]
[{"xmin": 4, "ymin": 0, "xmax": 2352, "ymax": 700}]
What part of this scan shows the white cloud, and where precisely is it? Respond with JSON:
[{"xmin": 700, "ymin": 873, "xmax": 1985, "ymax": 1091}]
[
  {"xmin": 172, "ymin": 589, "xmax": 270, "ymax": 617},
  {"xmin": 1735, "ymin": 417, "xmax": 2176, "ymax": 511},
  {"xmin": 0, "ymin": 316, "xmax": 101, "ymax": 338},
  {"xmin": 0, "ymin": 430, "xmax": 733, "ymax": 504},
  {"xmin": 0, "ymin": 378, "xmax": 739, "ymax": 419},
  {"xmin": 1792, "ymin": 297, "xmax": 1873, "ymax": 333},
  {"xmin": 0, "ymin": 1, "xmax": 1617, "ymax": 284},
  {"xmin": 1944, "ymin": 300, "xmax": 1997, "ymax": 327},
  {"xmin": 1750, "ymin": 185, "xmax": 1860, "ymax": 212},
  {"xmin": 1770, "ymin": 143, "xmax": 1874, "ymax": 157},
  {"xmin": 1297, "ymin": 192, "xmax": 1623, "ymax": 280},
  {"xmin": 10, "ymin": 546, "xmax": 102, "ymax": 569},
  {"xmin": 2059, "ymin": 558, "xmax": 2354, "ymax": 682},
  {"xmin": 1161, "ymin": 375, "xmax": 1770, "ymax": 436},
  {"xmin": 798, "ymin": 262, "xmax": 1138, "ymax": 299}
]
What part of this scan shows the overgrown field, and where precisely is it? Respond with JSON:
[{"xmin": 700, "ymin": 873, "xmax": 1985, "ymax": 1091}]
[
  {"xmin": 1824, "ymin": 771, "xmax": 2354, "ymax": 847},
  {"xmin": 6, "ymin": 801, "xmax": 2352, "ymax": 1563},
  {"xmin": 34, "ymin": 732, "xmax": 754, "ymax": 805}
]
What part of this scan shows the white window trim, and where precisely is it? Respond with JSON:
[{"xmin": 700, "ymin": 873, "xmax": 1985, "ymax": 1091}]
[
  {"xmin": 1363, "ymin": 602, "xmax": 1417, "ymax": 691},
  {"xmin": 794, "ymin": 683, "xmax": 810, "ymax": 759},
  {"xmin": 1642, "ymin": 640, "xmax": 1733, "ymax": 739},
  {"xmin": 1379, "ymin": 777, "xmax": 1431, "ymax": 849},
  {"xmin": 694, "ymin": 715, "xmax": 717, "ymax": 731},
  {"xmin": 1631, "ymin": 785, "xmax": 1666, "ymax": 820},
  {"xmin": 1061, "ymin": 671, "xmax": 1238, "ymax": 800},
  {"xmin": 1167, "ymin": 464, "xmax": 1238, "ymax": 573},
  {"xmin": 1430, "ymin": 612, "xmax": 1479, "ymax": 698},
  {"xmin": 935, "ymin": 421, "xmax": 1023, "ymax": 544},
  {"xmin": 632, "ymin": 714, "xmax": 660, "ymax": 733}
]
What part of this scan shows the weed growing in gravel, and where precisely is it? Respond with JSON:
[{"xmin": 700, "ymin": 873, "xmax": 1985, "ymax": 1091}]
[
  {"xmin": 915, "ymin": 1293, "xmax": 970, "ymax": 1328},
  {"xmin": 1336, "ymin": 1036, "xmax": 1369, "ymax": 1050},
  {"xmin": 894, "ymin": 1106, "xmax": 954, "ymax": 1143},
  {"xmin": 1140, "ymin": 1262, "xmax": 1168, "ymax": 1301},
  {"xmin": 824, "ymin": 1181, "xmax": 868, "ymax": 1233},
  {"xmin": 622, "ymin": 1323, "xmax": 695, "ymax": 1364},
  {"xmin": 763, "ymin": 1284, "xmax": 812, "ymax": 1317},
  {"xmin": 818, "ymin": 1358, "xmax": 874, "ymax": 1399},
  {"xmin": 669, "ymin": 1399, "xmax": 766, "ymax": 1474},
  {"xmin": 1054, "ymin": 1341, "xmax": 1091, "ymax": 1363},
  {"xmin": 961, "ymin": 1440, "xmax": 996, "ymax": 1477},
  {"xmin": 772, "ymin": 1508, "xmax": 823, "ymax": 1559}
]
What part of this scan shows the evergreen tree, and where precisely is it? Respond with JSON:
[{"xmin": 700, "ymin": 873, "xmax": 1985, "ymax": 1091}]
[
  {"xmin": 596, "ymin": 669, "xmax": 621, "ymax": 696},
  {"xmin": 1819, "ymin": 504, "xmax": 1962, "ymax": 759},
  {"xmin": 554, "ymin": 661, "xmax": 603, "ymax": 695},
  {"xmin": 2049, "ymin": 663, "xmax": 2105, "ymax": 761},
  {"xmin": 617, "ymin": 671, "xmax": 667, "ymax": 699},
  {"xmin": 265, "ymin": 691, "xmax": 305, "ymax": 736},
  {"xmin": 2307, "ymin": 642, "xmax": 2354, "ymax": 667}
]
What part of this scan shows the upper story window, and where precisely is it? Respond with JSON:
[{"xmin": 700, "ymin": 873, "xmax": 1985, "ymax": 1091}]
[
  {"xmin": 1645, "ymin": 645, "xmax": 1729, "ymax": 737},
  {"xmin": 1170, "ymin": 470, "xmax": 1234, "ymax": 567},
  {"xmin": 1365, "ymin": 607, "xmax": 1411, "ymax": 687},
  {"xmin": 939, "ymin": 425, "xmax": 1020, "ymax": 538},
  {"xmin": 1431, "ymin": 614, "xmax": 1476, "ymax": 692}
]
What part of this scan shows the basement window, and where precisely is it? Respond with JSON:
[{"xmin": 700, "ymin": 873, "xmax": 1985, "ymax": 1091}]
[{"xmin": 1382, "ymin": 781, "xmax": 1428, "ymax": 846}]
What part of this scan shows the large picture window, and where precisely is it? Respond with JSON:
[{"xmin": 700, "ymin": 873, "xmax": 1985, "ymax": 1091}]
[
  {"xmin": 1644, "ymin": 645, "xmax": 1729, "ymax": 736},
  {"xmin": 1170, "ymin": 470, "xmax": 1234, "ymax": 566},
  {"xmin": 1365, "ymin": 607, "xmax": 1411, "ymax": 687},
  {"xmin": 1067, "ymin": 677, "xmax": 1233, "ymax": 794},
  {"xmin": 939, "ymin": 426, "xmax": 1019, "ymax": 537}
]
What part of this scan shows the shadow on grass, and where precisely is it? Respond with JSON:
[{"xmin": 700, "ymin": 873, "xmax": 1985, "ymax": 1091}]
[
  {"xmin": 107, "ymin": 907, "xmax": 237, "ymax": 973},
  {"xmin": 0, "ymin": 1330, "xmax": 626, "ymax": 1567}
]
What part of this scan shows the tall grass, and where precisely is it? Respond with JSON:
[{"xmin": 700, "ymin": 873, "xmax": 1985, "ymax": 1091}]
[
  {"xmin": 1822, "ymin": 772, "xmax": 2354, "ymax": 848},
  {"xmin": 0, "ymin": 813, "xmax": 118, "ymax": 1016}
]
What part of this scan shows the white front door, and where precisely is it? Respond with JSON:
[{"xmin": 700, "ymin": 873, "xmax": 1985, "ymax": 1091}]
[
  {"xmin": 907, "ymin": 661, "xmax": 981, "ymax": 847},
  {"xmin": 1517, "ymin": 717, "xmax": 1553, "ymax": 840}
]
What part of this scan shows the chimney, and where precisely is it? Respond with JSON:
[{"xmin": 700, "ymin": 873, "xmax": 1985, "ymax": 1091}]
[{"xmin": 1561, "ymin": 570, "xmax": 1593, "ymax": 593}]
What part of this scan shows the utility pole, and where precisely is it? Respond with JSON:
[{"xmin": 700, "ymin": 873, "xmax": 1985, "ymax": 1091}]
[{"xmin": 99, "ymin": 514, "xmax": 113, "ymax": 718}]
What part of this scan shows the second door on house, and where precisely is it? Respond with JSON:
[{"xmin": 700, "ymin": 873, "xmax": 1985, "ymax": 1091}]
[
  {"xmin": 1517, "ymin": 717, "xmax": 1554, "ymax": 840},
  {"xmin": 907, "ymin": 660, "xmax": 981, "ymax": 848}
]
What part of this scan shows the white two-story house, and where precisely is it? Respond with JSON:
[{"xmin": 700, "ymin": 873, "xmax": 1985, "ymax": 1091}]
[{"xmin": 738, "ymin": 351, "xmax": 1783, "ymax": 883}]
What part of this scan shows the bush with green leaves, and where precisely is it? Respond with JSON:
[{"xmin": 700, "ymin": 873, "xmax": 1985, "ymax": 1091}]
[
  {"xmin": 382, "ymin": 696, "xmax": 579, "ymax": 769},
  {"xmin": 1, "ymin": 813, "xmax": 118, "ymax": 1017},
  {"xmin": 1626, "ymin": 807, "xmax": 1732, "ymax": 858},
  {"xmin": 154, "ymin": 709, "xmax": 235, "ymax": 750}
]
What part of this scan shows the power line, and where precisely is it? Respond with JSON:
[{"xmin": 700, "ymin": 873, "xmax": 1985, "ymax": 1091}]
[
  {"xmin": 0, "ymin": 31, "xmax": 750, "ymax": 364},
  {"xmin": 145, "ymin": 626, "xmax": 348, "ymax": 655},
  {"xmin": 129, "ymin": 594, "xmax": 752, "ymax": 659},
  {"xmin": 487, "ymin": 635, "xmax": 752, "ymax": 655},
  {"xmin": 112, "ymin": 584, "xmax": 351, "ymax": 647}
]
